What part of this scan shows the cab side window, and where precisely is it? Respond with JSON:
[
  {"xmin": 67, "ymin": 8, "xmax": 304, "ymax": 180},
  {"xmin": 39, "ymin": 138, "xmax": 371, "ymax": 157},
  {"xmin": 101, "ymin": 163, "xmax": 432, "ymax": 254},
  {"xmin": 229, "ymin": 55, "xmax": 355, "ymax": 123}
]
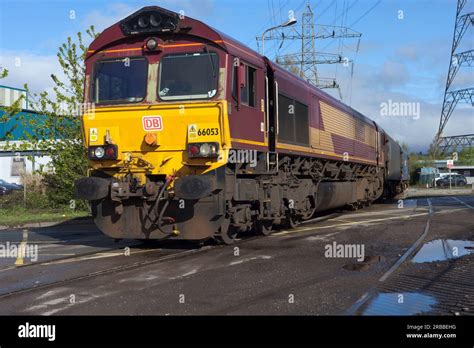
[
  {"xmin": 277, "ymin": 94, "xmax": 309, "ymax": 146},
  {"xmin": 241, "ymin": 65, "xmax": 256, "ymax": 107},
  {"xmin": 233, "ymin": 62, "xmax": 256, "ymax": 107}
]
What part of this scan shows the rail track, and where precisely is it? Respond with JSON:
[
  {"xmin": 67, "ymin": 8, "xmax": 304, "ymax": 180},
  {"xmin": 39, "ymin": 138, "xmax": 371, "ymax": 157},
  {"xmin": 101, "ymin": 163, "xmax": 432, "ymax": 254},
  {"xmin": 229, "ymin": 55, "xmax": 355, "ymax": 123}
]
[
  {"xmin": 347, "ymin": 196, "xmax": 474, "ymax": 315},
  {"xmin": 0, "ymin": 210, "xmax": 347, "ymax": 299}
]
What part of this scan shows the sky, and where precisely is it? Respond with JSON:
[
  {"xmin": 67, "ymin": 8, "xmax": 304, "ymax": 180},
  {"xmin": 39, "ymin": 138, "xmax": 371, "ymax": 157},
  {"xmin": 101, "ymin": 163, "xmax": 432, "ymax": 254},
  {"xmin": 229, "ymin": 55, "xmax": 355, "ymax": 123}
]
[{"xmin": 0, "ymin": 0, "xmax": 473, "ymax": 152}]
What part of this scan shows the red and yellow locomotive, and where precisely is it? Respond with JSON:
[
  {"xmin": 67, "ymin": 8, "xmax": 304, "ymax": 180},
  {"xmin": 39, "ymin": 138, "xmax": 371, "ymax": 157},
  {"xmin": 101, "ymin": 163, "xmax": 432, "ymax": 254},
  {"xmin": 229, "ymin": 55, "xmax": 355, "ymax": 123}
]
[{"xmin": 75, "ymin": 6, "xmax": 408, "ymax": 243}]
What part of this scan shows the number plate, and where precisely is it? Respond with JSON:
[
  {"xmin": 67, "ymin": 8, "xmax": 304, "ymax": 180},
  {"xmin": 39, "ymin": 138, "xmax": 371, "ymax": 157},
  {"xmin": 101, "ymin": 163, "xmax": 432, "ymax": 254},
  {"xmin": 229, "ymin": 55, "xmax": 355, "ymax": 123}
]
[{"xmin": 188, "ymin": 124, "xmax": 220, "ymax": 139}]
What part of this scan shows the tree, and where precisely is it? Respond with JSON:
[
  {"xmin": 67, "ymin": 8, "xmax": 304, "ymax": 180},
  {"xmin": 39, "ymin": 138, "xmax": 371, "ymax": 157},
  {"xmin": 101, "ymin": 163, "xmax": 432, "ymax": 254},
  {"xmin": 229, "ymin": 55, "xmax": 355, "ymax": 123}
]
[
  {"xmin": 276, "ymin": 56, "xmax": 301, "ymax": 76},
  {"xmin": 0, "ymin": 67, "xmax": 27, "ymax": 142},
  {"xmin": 6, "ymin": 27, "xmax": 99, "ymax": 208},
  {"xmin": 457, "ymin": 147, "xmax": 474, "ymax": 165},
  {"xmin": 0, "ymin": 66, "xmax": 7, "ymax": 79}
]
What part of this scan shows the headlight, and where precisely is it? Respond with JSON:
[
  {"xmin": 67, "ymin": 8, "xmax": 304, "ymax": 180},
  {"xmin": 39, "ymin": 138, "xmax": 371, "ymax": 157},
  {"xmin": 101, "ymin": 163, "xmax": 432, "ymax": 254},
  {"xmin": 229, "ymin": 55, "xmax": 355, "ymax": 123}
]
[
  {"xmin": 150, "ymin": 14, "xmax": 162, "ymax": 27},
  {"xmin": 188, "ymin": 142, "xmax": 219, "ymax": 158},
  {"xmin": 94, "ymin": 147, "xmax": 105, "ymax": 159},
  {"xmin": 145, "ymin": 37, "xmax": 158, "ymax": 51},
  {"xmin": 89, "ymin": 145, "xmax": 118, "ymax": 160},
  {"xmin": 200, "ymin": 143, "xmax": 211, "ymax": 156},
  {"xmin": 138, "ymin": 16, "xmax": 149, "ymax": 28}
]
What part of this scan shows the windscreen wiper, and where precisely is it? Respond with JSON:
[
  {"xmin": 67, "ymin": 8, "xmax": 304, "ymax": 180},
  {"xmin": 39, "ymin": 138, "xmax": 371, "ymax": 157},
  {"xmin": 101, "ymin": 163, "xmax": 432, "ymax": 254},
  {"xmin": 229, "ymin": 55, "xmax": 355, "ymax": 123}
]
[{"xmin": 203, "ymin": 44, "xmax": 217, "ymax": 79}]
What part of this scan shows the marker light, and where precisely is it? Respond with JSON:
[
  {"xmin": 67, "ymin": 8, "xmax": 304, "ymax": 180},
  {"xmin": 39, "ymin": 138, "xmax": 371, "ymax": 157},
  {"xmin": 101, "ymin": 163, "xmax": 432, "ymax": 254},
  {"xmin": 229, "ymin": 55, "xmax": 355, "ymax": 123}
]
[
  {"xmin": 105, "ymin": 147, "xmax": 116, "ymax": 157},
  {"xmin": 88, "ymin": 145, "xmax": 118, "ymax": 160},
  {"xmin": 189, "ymin": 144, "xmax": 200, "ymax": 156},
  {"xmin": 187, "ymin": 142, "xmax": 219, "ymax": 158}
]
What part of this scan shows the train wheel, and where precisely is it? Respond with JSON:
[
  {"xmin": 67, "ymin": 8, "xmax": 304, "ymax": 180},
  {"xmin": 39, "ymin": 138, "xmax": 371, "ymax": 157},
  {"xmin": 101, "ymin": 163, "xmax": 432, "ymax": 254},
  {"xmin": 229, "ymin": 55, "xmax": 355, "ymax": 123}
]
[
  {"xmin": 285, "ymin": 213, "xmax": 299, "ymax": 229},
  {"xmin": 300, "ymin": 196, "xmax": 317, "ymax": 220},
  {"xmin": 348, "ymin": 203, "xmax": 358, "ymax": 211},
  {"xmin": 214, "ymin": 217, "xmax": 238, "ymax": 245},
  {"xmin": 256, "ymin": 220, "xmax": 274, "ymax": 236}
]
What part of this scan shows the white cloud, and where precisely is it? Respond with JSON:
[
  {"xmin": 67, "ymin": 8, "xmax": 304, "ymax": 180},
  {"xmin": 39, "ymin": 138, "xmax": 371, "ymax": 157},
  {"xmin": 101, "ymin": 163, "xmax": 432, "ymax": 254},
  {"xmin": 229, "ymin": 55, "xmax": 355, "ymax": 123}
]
[
  {"xmin": 81, "ymin": 1, "xmax": 216, "ymax": 32},
  {"xmin": 0, "ymin": 1, "xmax": 218, "ymax": 98},
  {"xmin": 82, "ymin": 3, "xmax": 136, "ymax": 32},
  {"xmin": 371, "ymin": 60, "xmax": 410, "ymax": 89},
  {"xmin": 325, "ymin": 61, "xmax": 474, "ymax": 153},
  {"xmin": 0, "ymin": 52, "xmax": 64, "ymax": 96},
  {"xmin": 151, "ymin": 0, "xmax": 215, "ymax": 19}
]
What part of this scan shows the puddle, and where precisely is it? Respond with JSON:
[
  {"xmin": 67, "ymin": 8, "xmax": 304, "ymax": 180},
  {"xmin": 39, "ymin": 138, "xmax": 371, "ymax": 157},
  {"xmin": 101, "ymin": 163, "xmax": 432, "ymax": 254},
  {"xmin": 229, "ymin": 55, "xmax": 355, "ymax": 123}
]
[
  {"xmin": 343, "ymin": 263, "xmax": 370, "ymax": 271},
  {"xmin": 400, "ymin": 199, "xmax": 417, "ymax": 208},
  {"xmin": 363, "ymin": 292, "xmax": 436, "ymax": 315},
  {"xmin": 412, "ymin": 239, "xmax": 474, "ymax": 263},
  {"xmin": 343, "ymin": 255, "xmax": 385, "ymax": 271}
]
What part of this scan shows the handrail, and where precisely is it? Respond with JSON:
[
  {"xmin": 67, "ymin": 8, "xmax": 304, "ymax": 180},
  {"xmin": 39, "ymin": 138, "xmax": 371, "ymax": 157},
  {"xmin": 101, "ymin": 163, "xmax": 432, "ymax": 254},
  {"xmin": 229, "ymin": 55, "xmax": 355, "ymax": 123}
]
[
  {"xmin": 265, "ymin": 76, "xmax": 269, "ymax": 134},
  {"xmin": 275, "ymin": 80, "xmax": 279, "ymax": 135}
]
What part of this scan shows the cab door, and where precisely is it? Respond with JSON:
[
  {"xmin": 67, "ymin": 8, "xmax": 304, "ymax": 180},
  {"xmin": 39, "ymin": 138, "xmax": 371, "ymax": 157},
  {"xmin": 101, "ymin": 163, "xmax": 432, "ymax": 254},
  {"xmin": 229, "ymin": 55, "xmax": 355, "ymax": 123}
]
[
  {"xmin": 229, "ymin": 57, "xmax": 266, "ymax": 149},
  {"xmin": 265, "ymin": 62, "xmax": 276, "ymax": 153}
]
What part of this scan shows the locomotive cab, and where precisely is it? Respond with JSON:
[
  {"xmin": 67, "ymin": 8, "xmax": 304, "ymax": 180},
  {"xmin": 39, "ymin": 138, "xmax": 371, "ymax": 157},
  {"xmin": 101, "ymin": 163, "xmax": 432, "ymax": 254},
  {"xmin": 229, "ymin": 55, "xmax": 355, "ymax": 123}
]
[{"xmin": 76, "ymin": 7, "xmax": 236, "ymax": 240}]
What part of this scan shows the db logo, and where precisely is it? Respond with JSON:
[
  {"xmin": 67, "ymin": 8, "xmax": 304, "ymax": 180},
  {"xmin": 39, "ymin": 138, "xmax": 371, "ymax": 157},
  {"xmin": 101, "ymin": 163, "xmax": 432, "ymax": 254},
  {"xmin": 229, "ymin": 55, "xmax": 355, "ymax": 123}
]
[{"xmin": 142, "ymin": 116, "xmax": 163, "ymax": 131}]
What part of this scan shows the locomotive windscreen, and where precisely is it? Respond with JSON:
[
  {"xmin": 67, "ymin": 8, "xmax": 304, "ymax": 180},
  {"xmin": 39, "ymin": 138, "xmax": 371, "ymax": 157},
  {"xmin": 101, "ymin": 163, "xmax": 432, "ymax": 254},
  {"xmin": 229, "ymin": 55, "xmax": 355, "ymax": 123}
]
[
  {"xmin": 92, "ymin": 57, "xmax": 148, "ymax": 104},
  {"xmin": 158, "ymin": 52, "xmax": 219, "ymax": 101}
]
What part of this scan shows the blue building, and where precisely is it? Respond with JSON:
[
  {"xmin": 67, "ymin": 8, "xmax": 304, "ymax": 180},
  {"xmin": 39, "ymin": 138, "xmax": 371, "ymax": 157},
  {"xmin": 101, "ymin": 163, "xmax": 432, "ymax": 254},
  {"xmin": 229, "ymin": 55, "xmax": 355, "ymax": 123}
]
[{"xmin": 0, "ymin": 85, "xmax": 50, "ymax": 184}]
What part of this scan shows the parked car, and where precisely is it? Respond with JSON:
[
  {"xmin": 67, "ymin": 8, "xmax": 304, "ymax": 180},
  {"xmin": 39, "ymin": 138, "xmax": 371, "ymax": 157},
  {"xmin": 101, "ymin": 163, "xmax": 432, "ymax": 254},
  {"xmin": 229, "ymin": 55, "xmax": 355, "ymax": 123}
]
[
  {"xmin": 0, "ymin": 186, "xmax": 9, "ymax": 196},
  {"xmin": 0, "ymin": 179, "xmax": 23, "ymax": 191},
  {"xmin": 437, "ymin": 173, "xmax": 467, "ymax": 187},
  {"xmin": 434, "ymin": 172, "xmax": 450, "ymax": 184}
]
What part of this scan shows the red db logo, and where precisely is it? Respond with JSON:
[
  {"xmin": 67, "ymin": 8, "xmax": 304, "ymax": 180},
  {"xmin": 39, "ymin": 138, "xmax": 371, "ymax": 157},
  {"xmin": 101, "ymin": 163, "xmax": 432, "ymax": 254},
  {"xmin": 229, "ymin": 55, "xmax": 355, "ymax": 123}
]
[{"xmin": 142, "ymin": 116, "xmax": 163, "ymax": 131}]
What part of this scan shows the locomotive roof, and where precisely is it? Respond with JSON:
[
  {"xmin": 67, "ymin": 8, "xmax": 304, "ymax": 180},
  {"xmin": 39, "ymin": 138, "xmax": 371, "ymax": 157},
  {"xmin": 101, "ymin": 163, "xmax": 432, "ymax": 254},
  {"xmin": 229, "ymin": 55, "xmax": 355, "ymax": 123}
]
[
  {"xmin": 86, "ymin": 6, "xmax": 264, "ymax": 67},
  {"xmin": 87, "ymin": 6, "xmax": 382, "ymax": 130}
]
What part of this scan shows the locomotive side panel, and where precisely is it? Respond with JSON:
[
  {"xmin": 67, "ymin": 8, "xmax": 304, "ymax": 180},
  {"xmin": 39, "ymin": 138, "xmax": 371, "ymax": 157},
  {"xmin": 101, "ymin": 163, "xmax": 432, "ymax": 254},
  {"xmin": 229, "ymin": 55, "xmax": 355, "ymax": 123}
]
[
  {"xmin": 317, "ymin": 101, "xmax": 378, "ymax": 165},
  {"xmin": 271, "ymin": 65, "xmax": 378, "ymax": 166}
]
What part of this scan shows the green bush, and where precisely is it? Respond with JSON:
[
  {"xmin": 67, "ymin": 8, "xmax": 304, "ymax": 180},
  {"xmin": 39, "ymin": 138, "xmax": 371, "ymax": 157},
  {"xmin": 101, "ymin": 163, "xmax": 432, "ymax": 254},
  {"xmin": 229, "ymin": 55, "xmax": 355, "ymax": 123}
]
[
  {"xmin": 0, "ymin": 188, "xmax": 87, "ymax": 211},
  {"xmin": 0, "ymin": 190, "xmax": 50, "ymax": 210}
]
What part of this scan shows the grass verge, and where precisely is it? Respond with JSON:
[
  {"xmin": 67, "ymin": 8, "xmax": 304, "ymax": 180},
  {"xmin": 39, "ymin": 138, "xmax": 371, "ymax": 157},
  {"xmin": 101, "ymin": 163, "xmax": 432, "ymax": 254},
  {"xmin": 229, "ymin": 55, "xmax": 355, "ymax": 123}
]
[{"xmin": 0, "ymin": 208, "xmax": 90, "ymax": 227}]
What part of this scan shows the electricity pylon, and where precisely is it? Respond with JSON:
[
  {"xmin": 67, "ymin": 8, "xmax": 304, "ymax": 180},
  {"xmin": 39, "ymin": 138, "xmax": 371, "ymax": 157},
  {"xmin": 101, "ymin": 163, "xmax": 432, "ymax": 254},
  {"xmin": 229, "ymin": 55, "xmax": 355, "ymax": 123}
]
[
  {"xmin": 257, "ymin": 3, "xmax": 361, "ymax": 93},
  {"xmin": 436, "ymin": 0, "xmax": 474, "ymax": 154}
]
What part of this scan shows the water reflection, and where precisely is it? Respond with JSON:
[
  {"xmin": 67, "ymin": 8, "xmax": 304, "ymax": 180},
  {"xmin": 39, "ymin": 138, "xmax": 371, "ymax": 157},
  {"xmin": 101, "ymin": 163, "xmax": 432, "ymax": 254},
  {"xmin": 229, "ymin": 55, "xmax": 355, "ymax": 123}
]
[
  {"xmin": 363, "ymin": 292, "xmax": 436, "ymax": 315},
  {"xmin": 412, "ymin": 239, "xmax": 474, "ymax": 263}
]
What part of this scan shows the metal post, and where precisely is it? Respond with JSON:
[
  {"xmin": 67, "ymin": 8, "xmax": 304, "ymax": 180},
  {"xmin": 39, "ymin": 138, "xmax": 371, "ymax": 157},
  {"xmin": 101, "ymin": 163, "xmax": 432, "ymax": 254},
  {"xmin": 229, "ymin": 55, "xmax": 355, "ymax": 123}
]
[
  {"xmin": 260, "ymin": 19, "xmax": 297, "ymax": 56},
  {"xmin": 23, "ymin": 180, "xmax": 27, "ymax": 208},
  {"xmin": 449, "ymin": 168, "xmax": 452, "ymax": 190}
]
